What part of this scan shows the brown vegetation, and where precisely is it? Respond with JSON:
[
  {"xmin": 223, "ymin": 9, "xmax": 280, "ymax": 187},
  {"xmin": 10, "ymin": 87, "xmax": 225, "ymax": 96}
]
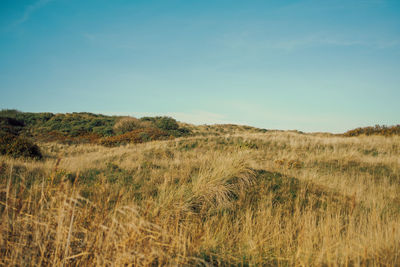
[
  {"xmin": 1, "ymin": 126, "xmax": 400, "ymax": 266},
  {"xmin": 344, "ymin": 124, "xmax": 400, "ymax": 137},
  {"xmin": 113, "ymin": 117, "xmax": 153, "ymax": 134},
  {"xmin": 0, "ymin": 110, "xmax": 190, "ymax": 146},
  {"xmin": 99, "ymin": 127, "xmax": 171, "ymax": 147}
]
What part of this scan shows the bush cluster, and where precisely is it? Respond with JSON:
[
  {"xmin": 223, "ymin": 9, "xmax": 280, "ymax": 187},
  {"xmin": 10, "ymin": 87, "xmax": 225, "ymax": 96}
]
[
  {"xmin": 0, "ymin": 110, "xmax": 116, "ymax": 137},
  {"xmin": 155, "ymin": 117, "xmax": 179, "ymax": 131},
  {"xmin": 140, "ymin": 116, "xmax": 178, "ymax": 130},
  {"xmin": 0, "ymin": 117, "xmax": 24, "ymax": 135},
  {"xmin": 114, "ymin": 116, "xmax": 190, "ymax": 138},
  {"xmin": 113, "ymin": 117, "xmax": 153, "ymax": 135},
  {"xmin": 0, "ymin": 109, "xmax": 53, "ymax": 126},
  {"xmin": 344, "ymin": 125, "xmax": 400, "ymax": 137},
  {"xmin": 0, "ymin": 110, "xmax": 191, "ymax": 146},
  {"xmin": 0, "ymin": 132, "xmax": 42, "ymax": 160},
  {"xmin": 99, "ymin": 128, "xmax": 171, "ymax": 147},
  {"xmin": 38, "ymin": 113, "xmax": 116, "ymax": 137},
  {"xmin": 145, "ymin": 117, "xmax": 191, "ymax": 136},
  {"xmin": 38, "ymin": 131, "xmax": 101, "ymax": 144}
]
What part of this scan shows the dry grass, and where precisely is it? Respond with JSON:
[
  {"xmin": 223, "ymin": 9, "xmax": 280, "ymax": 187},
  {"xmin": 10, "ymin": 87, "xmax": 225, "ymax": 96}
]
[{"xmin": 1, "ymin": 130, "xmax": 400, "ymax": 266}]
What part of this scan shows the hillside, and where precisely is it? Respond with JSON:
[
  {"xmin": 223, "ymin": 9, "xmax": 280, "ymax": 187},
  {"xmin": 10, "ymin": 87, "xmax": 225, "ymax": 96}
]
[{"xmin": 0, "ymin": 111, "xmax": 400, "ymax": 266}]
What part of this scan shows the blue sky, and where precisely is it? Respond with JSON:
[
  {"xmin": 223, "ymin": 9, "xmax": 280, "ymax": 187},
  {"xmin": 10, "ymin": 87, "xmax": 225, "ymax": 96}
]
[{"xmin": 0, "ymin": 0, "xmax": 399, "ymax": 132}]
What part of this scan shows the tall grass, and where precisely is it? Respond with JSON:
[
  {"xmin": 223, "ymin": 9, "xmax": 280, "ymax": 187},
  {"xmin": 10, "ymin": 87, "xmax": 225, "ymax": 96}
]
[{"xmin": 1, "ymin": 131, "xmax": 399, "ymax": 266}]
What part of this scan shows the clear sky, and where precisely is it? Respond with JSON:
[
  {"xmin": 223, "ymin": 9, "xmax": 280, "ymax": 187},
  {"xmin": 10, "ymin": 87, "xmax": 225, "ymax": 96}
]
[{"xmin": 1, "ymin": 0, "xmax": 399, "ymax": 132}]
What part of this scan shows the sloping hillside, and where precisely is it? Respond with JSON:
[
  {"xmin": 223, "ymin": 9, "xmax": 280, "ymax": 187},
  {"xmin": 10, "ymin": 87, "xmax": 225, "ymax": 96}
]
[
  {"xmin": 0, "ymin": 110, "xmax": 191, "ymax": 145},
  {"xmin": 1, "ymin": 116, "xmax": 399, "ymax": 265}
]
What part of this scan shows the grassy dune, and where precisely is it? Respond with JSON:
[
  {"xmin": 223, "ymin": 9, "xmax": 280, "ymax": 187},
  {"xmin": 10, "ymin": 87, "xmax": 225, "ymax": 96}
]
[{"xmin": 1, "ymin": 130, "xmax": 400, "ymax": 266}]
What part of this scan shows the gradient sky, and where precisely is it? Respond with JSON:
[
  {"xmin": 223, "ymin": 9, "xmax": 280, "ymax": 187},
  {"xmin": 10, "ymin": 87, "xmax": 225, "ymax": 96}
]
[{"xmin": 1, "ymin": 0, "xmax": 399, "ymax": 132}]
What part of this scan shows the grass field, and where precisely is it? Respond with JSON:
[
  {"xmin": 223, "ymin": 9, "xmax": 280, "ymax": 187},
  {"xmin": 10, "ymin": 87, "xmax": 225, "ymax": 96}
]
[{"xmin": 1, "ymin": 127, "xmax": 400, "ymax": 266}]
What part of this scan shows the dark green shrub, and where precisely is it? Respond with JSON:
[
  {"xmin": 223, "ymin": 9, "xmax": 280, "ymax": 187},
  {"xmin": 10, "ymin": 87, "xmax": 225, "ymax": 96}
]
[
  {"xmin": 140, "ymin": 117, "xmax": 156, "ymax": 123},
  {"xmin": 172, "ymin": 127, "xmax": 191, "ymax": 137},
  {"xmin": 0, "ymin": 132, "xmax": 42, "ymax": 160},
  {"xmin": 0, "ymin": 117, "xmax": 24, "ymax": 135},
  {"xmin": 140, "ymin": 116, "xmax": 190, "ymax": 137},
  {"xmin": 0, "ymin": 109, "xmax": 54, "ymax": 126},
  {"xmin": 0, "ymin": 109, "xmax": 22, "ymax": 120},
  {"xmin": 1, "ymin": 110, "xmax": 191, "ymax": 144},
  {"xmin": 0, "ymin": 132, "xmax": 15, "ymax": 155},
  {"xmin": 155, "ymin": 116, "xmax": 179, "ymax": 131},
  {"xmin": 37, "ymin": 112, "xmax": 117, "ymax": 137},
  {"xmin": 0, "ymin": 117, "xmax": 24, "ymax": 127},
  {"xmin": 10, "ymin": 138, "xmax": 42, "ymax": 160}
]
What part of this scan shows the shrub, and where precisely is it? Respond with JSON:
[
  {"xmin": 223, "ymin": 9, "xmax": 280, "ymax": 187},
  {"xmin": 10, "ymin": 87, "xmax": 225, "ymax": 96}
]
[
  {"xmin": 0, "ymin": 109, "xmax": 54, "ymax": 126},
  {"xmin": 37, "ymin": 113, "xmax": 117, "ymax": 137},
  {"xmin": 99, "ymin": 128, "xmax": 170, "ymax": 147},
  {"xmin": 0, "ymin": 132, "xmax": 15, "ymax": 155},
  {"xmin": 113, "ymin": 117, "xmax": 153, "ymax": 135},
  {"xmin": 0, "ymin": 117, "xmax": 24, "ymax": 135},
  {"xmin": 168, "ymin": 127, "xmax": 191, "ymax": 137},
  {"xmin": 8, "ymin": 138, "xmax": 43, "ymax": 159},
  {"xmin": 0, "ymin": 132, "xmax": 42, "ymax": 160},
  {"xmin": 139, "ymin": 116, "xmax": 156, "ymax": 123},
  {"xmin": 140, "ymin": 116, "xmax": 190, "ymax": 137},
  {"xmin": 344, "ymin": 125, "xmax": 400, "ymax": 137},
  {"xmin": 0, "ymin": 117, "xmax": 24, "ymax": 127},
  {"xmin": 155, "ymin": 116, "xmax": 179, "ymax": 131},
  {"xmin": 0, "ymin": 111, "xmax": 191, "ymax": 144}
]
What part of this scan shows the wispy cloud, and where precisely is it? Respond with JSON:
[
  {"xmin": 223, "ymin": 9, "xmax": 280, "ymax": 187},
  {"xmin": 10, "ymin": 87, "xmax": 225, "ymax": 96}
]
[
  {"xmin": 221, "ymin": 32, "xmax": 400, "ymax": 53},
  {"xmin": 269, "ymin": 35, "xmax": 364, "ymax": 51},
  {"xmin": 278, "ymin": 0, "xmax": 388, "ymax": 13},
  {"xmin": 269, "ymin": 35, "xmax": 400, "ymax": 51},
  {"xmin": 13, "ymin": 0, "xmax": 53, "ymax": 27},
  {"xmin": 82, "ymin": 33, "xmax": 97, "ymax": 41}
]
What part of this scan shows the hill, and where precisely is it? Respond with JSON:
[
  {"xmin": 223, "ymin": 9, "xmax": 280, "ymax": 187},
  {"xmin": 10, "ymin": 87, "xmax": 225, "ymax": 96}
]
[{"xmin": 0, "ymin": 111, "xmax": 399, "ymax": 266}]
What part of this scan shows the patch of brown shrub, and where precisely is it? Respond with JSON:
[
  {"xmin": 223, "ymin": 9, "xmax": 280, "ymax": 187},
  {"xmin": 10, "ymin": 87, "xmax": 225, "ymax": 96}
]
[
  {"xmin": 99, "ymin": 128, "xmax": 170, "ymax": 147},
  {"xmin": 113, "ymin": 117, "xmax": 153, "ymax": 135},
  {"xmin": 344, "ymin": 125, "xmax": 400, "ymax": 137}
]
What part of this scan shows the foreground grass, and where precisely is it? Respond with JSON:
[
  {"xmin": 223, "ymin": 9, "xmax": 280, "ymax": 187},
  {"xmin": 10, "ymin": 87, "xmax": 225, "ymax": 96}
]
[{"xmin": 1, "ymin": 131, "xmax": 400, "ymax": 266}]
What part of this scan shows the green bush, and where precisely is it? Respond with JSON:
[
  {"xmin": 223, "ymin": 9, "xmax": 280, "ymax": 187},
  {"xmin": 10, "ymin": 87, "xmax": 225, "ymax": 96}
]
[
  {"xmin": 154, "ymin": 116, "xmax": 179, "ymax": 131},
  {"xmin": 168, "ymin": 127, "xmax": 191, "ymax": 137},
  {"xmin": 37, "ymin": 113, "xmax": 117, "ymax": 137},
  {"xmin": 0, "ymin": 110, "xmax": 191, "ymax": 144},
  {"xmin": 0, "ymin": 132, "xmax": 14, "ymax": 155},
  {"xmin": 0, "ymin": 109, "xmax": 53, "ymax": 126},
  {"xmin": 0, "ymin": 117, "xmax": 24, "ymax": 135},
  {"xmin": 140, "ymin": 116, "xmax": 190, "ymax": 137}
]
